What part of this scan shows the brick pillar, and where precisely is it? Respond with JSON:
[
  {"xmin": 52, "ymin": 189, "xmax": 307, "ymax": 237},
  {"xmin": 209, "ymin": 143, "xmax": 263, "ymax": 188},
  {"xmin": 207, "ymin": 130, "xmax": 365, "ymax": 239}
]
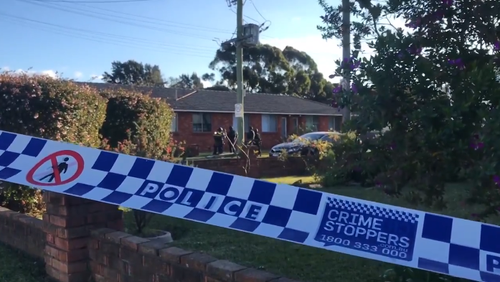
[{"xmin": 43, "ymin": 191, "xmax": 123, "ymax": 282}]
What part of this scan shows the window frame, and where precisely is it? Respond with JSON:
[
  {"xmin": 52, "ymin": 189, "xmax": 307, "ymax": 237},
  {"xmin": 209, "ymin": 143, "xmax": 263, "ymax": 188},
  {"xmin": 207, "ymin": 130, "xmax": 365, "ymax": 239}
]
[
  {"xmin": 306, "ymin": 116, "xmax": 319, "ymax": 131},
  {"xmin": 192, "ymin": 113, "xmax": 212, "ymax": 133},
  {"xmin": 328, "ymin": 116, "xmax": 335, "ymax": 131},
  {"xmin": 261, "ymin": 114, "xmax": 278, "ymax": 132},
  {"xmin": 171, "ymin": 113, "xmax": 178, "ymax": 132}
]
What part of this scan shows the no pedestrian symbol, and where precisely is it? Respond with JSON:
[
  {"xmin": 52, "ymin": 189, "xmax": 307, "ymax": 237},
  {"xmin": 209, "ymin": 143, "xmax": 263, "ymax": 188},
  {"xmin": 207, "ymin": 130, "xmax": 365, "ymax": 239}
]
[{"xmin": 26, "ymin": 150, "xmax": 84, "ymax": 187}]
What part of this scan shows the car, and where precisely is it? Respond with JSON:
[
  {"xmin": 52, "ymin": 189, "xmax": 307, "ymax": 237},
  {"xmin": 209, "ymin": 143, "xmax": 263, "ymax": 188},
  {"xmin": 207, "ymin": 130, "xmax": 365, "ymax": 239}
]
[{"xmin": 269, "ymin": 131, "xmax": 342, "ymax": 157}]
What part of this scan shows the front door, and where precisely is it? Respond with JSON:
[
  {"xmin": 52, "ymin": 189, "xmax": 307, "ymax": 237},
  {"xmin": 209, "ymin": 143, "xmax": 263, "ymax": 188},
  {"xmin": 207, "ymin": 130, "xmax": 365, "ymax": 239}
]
[{"xmin": 281, "ymin": 117, "xmax": 287, "ymax": 138}]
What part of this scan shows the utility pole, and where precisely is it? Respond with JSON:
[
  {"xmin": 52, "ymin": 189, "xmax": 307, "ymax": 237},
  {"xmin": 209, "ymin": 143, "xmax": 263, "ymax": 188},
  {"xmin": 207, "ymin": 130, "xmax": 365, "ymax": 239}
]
[
  {"xmin": 342, "ymin": 0, "xmax": 351, "ymax": 122},
  {"xmin": 235, "ymin": 0, "xmax": 245, "ymax": 146}
]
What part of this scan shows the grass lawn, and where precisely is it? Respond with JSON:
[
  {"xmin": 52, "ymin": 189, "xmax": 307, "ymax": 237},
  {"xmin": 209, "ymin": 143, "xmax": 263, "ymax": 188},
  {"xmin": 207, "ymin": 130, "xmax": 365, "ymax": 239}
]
[
  {"xmin": 186, "ymin": 149, "xmax": 270, "ymax": 161},
  {"xmin": 123, "ymin": 178, "xmax": 494, "ymax": 282},
  {"xmin": 0, "ymin": 243, "xmax": 50, "ymax": 282},
  {"xmin": 261, "ymin": 175, "xmax": 318, "ymax": 185}
]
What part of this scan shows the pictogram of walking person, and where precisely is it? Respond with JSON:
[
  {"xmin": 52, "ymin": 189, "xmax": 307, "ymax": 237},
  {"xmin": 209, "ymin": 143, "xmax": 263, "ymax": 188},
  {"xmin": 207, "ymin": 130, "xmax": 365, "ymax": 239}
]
[{"xmin": 39, "ymin": 157, "xmax": 69, "ymax": 183}]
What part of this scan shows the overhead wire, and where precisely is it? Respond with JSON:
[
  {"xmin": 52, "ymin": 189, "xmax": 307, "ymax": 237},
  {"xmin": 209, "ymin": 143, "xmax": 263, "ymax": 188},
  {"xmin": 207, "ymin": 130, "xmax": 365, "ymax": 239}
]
[
  {"xmin": 248, "ymin": 0, "xmax": 267, "ymax": 23},
  {"xmin": 18, "ymin": 0, "xmax": 231, "ymax": 41},
  {"xmin": 31, "ymin": 0, "xmax": 235, "ymax": 34},
  {"xmin": 30, "ymin": 0, "xmax": 157, "ymax": 3},
  {"xmin": 0, "ymin": 12, "xmax": 215, "ymax": 58}
]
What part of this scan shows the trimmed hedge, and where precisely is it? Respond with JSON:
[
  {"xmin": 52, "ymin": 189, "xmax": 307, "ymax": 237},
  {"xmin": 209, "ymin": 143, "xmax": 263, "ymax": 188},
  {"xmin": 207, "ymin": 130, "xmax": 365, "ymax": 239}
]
[
  {"xmin": 99, "ymin": 89, "xmax": 174, "ymax": 151},
  {"xmin": 0, "ymin": 73, "xmax": 107, "ymax": 147},
  {"xmin": 0, "ymin": 72, "xmax": 108, "ymax": 214}
]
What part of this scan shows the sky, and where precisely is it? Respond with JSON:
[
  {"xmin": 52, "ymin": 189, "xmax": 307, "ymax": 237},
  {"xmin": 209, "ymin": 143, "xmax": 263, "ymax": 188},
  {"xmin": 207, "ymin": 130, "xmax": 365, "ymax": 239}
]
[{"xmin": 0, "ymin": 0, "xmax": 405, "ymax": 85}]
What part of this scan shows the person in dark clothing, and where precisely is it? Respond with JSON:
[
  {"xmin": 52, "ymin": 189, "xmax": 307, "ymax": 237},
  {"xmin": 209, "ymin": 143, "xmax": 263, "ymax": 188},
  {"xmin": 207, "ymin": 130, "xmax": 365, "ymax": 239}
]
[
  {"xmin": 227, "ymin": 126, "xmax": 237, "ymax": 153},
  {"xmin": 212, "ymin": 127, "xmax": 225, "ymax": 155},
  {"xmin": 40, "ymin": 157, "xmax": 69, "ymax": 182},
  {"xmin": 253, "ymin": 128, "xmax": 262, "ymax": 155},
  {"xmin": 246, "ymin": 126, "xmax": 255, "ymax": 145}
]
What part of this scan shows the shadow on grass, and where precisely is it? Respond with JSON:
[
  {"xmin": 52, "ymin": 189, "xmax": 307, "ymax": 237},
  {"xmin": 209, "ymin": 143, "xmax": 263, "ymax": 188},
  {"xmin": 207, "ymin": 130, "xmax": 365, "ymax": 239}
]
[
  {"xmin": 0, "ymin": 243, "xmax": 51, "ymax": 282},
  {"xmin": 122, "ymin": 182, "xmax": 486, "ymax": 282}
]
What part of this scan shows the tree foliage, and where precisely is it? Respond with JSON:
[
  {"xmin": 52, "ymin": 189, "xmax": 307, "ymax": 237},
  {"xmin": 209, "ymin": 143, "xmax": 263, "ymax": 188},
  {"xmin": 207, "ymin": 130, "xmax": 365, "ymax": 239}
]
[
  {"xmin": 168, "ymin": 72, "xmax": 204, "ymax": 89},
  {"xmin": 208, "ymin": 43, "xmax": 335, "ymax": 102},
  {"xmin": 102, "ymin": 60, "xmax": 165, "ymax": 87},
  {"xmin": 318, "ymin": 0, "xmax": 500, "ymax": 216}
]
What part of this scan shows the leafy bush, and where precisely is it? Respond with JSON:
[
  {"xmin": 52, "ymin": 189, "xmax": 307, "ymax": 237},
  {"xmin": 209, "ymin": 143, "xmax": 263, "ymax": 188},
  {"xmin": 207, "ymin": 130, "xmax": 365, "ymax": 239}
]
[
  {"xmin": 0, "ymin": 72, "xmax": 106, "ymax": 145},
  {"xmin": 102, "ymin": 123, "xmax": 184, "ymax": 235},
  {"xmin": 0, "ymin": 72, "xmax": 107, "ymax": 215},
  {"xmin": 318, "ymin": 0, "xmax": 500, "ymax": 213},
  {"xmin": 99, "ymin": 89, "xmax": 174, "ymax": 148}
]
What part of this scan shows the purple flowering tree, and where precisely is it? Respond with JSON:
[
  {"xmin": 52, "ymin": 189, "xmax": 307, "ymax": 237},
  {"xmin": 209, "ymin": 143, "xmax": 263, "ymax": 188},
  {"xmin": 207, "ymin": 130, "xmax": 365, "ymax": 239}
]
[{"xmin": 318, "ymin": 0, "xmax": 500, "ymax": 217}]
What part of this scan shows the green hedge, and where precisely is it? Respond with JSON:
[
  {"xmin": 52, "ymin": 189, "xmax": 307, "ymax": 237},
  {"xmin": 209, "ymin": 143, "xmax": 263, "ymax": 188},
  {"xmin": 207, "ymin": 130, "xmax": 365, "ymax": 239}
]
[
  {"xmin": 0, "ymin": 72, "xmax": 108, "ymax": 214},
  {"xmin": 0, "ymin": 73, "xmax": 107, "ymax": 147},
  {"xmin": 99, "ymin": 89, "xmax": 174, "ymax": 151}
]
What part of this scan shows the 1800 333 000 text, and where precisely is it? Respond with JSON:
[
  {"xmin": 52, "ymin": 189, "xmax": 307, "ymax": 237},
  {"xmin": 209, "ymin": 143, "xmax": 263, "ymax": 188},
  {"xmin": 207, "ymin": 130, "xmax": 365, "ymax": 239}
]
[{"xmin": 314, "ymin": 198, "xmax": 420, "ymax": 262}]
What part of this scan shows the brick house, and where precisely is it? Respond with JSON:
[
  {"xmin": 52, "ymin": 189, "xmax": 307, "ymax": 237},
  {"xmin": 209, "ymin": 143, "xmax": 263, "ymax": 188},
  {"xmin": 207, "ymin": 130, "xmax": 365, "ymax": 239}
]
[
  {"xmin": 160, "ymin": 89, "xmax": 343, "ymax": 151},
  {"xmin": 80, "ymin": 83, "xmax": 344, "ymax": 151}
]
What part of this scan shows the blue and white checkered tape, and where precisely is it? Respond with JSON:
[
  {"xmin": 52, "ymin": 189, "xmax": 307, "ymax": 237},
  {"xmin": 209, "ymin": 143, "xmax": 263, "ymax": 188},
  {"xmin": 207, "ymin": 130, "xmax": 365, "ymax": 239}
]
[{"xmin": 0, "ymin": 130, "xmax": 499, "ymax": 282}]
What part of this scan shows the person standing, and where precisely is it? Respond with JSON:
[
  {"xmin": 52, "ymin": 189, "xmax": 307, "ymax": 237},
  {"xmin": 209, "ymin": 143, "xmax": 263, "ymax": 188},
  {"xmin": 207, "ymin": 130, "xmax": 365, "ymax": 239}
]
[
  {"xmin": 253, "ymin": 128, "xmax": 262, "ymax": 156},
  {"xmin": 246, "ymin": 126, "xmax": 255, "ymax": 145},
  {"xmin": 227, "ymin": 126, "xmax": 237, "ymax": 153},
  {"xmin": 212, "ymin": 127, "xmax": 224, "ymax": 155}
]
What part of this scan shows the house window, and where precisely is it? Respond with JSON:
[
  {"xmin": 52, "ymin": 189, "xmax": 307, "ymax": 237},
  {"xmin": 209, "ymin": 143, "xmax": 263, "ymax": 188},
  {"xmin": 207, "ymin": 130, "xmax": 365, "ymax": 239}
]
[
  {"xmin": 171, "ymin": 113, "xmax": 178, "ymax": 132},
  {"xmin": 334, "ymin": 116, "xmax": 342, "ymax": 131},
  {"xmin": 328, "ymin": 117, "xmax": 335, "ymax": 131},
  {"xmin": 306, "ymin": 116, "xmax": 319, "ymax": 131},
  {"xmin": 232, "ymin": 114, "xmax": 250, "ymax": 131},
  {"xmin": 292, "ymin": 117, "xmax": 299, "ymax": 133},
  {"xmin": 261, "ymin": 114, "xmax": 277, "ymax": 132},
  {"xmin": 192, "ymin": 113, "xmax": 212, "ymax": 132}
]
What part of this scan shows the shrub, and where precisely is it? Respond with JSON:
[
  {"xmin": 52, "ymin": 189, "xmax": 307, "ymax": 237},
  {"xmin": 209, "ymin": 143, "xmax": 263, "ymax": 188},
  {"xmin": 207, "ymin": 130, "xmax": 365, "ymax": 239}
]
[
  {"xmin": 99, "ymin": 89, "xmax": 174, "ymax": 148},
  {"xmin": 0, "ymin": 72, "xmax": 107, "ymax": 215},
  {"xmin": 0, "ymin": 72, "xmax": 106, "ymax": 146},
  {"xmin": 102, "ymin": 122, "xmax": 184, "ymax": 236}
]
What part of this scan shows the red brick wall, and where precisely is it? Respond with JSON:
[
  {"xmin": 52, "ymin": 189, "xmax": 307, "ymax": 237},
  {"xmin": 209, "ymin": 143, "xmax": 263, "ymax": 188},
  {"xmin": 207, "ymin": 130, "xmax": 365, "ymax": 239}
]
[
  {"xmin": 0, "ymin": 206, "xmax": 45, "ymax": 259},
  {"xmin": 89, "ymin": 228, "xmax": 299, "ymax": 282},
  {"xmin": 173, "ymin": 112, "xmax": 337, "ymax": 151},
  {"xmin": 0, "ymin": 208, "xmax": 300, "ymax": 282},
  {"xmin": 193, "ymin": 156, "xmax": 308, "ymax": 179}
]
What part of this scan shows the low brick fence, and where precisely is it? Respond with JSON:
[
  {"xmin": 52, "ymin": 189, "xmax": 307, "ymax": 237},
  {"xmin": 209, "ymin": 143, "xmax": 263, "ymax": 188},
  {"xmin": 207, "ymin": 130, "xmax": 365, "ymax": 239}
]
[
  {"xmin": 194, "ymin": 157, "xmax": 308, "ymax": 178},
  {"xmin": 90, "ymin": 228, "xmax": 297, "ymax": 282},
  {"xmin": 0, "ymin": 207, "xmax": 45, "ymax": 259},
  {"xmin": 0, "ymin": 196, "xmax": 299, "ymax": 282}
]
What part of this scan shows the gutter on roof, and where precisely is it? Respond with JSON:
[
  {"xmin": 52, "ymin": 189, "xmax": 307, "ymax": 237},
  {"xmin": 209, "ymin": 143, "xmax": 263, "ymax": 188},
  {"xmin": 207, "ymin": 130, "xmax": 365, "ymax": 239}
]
[{"xmin": 171, "ymin": 109, "xmax": 343, "ymax": 116}]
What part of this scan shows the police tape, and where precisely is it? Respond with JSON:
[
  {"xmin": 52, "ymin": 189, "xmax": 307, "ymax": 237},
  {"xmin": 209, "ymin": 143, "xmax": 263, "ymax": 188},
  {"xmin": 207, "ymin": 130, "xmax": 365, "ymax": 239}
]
[{"xmin": 0, "ymin": 130, "xmax": 498, "ymax": 282}]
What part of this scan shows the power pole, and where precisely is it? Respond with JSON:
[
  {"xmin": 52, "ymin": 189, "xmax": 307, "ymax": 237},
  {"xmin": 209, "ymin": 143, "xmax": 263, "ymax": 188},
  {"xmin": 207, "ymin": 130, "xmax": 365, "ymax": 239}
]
[
  {"xmin": 342, "ymin": 0, "xmax": 351, "ymax": 122},
  {"xmin": 235, "ymin": 0, "xmax": 245, "ymax": 146}
]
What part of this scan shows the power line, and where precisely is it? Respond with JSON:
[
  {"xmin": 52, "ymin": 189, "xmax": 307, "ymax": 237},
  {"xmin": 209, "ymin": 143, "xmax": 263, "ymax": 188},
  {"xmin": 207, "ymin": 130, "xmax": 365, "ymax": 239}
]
[
  {"xmin": 33, "ymin": 0, "xmax": 235, "ymax": 34},
  {"xmin": 18, "ymin": 0, "xmax": 230, "ymax": 41},
  {"xmin": 228, "ymin": 0, "xmax": 261, "ymax": 25},
  {"xmin": 1, "ymin": 13, "xmax": 216, "ymax": 53},
  {"xmin": 31, "ymin": 0, "xmax": 156, "ymax": 3},
  {"xmin": 248, "ymin": 0, "xmax": 267, "ymax": 22},
  {"xmin": 0, "ymin": 15, "xmax": 215, "ymax": 58}
]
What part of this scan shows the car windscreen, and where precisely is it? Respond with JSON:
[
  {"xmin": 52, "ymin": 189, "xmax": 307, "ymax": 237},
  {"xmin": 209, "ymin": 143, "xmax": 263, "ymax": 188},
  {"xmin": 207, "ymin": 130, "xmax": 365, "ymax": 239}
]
[
  {"xmin": 321, "ymin": 133, "xmax": 342, "ymax": 142},
  {"xmin": 293, "ymin": 133, "xmax": 325, "ymax": 142}
]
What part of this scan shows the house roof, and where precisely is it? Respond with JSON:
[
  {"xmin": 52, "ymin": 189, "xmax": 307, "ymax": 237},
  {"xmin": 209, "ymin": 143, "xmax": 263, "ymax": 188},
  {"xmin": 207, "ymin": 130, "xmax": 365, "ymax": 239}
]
[{"xmin": 77, "ymin": 82, "xmax": 341, "ymax": 116}]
